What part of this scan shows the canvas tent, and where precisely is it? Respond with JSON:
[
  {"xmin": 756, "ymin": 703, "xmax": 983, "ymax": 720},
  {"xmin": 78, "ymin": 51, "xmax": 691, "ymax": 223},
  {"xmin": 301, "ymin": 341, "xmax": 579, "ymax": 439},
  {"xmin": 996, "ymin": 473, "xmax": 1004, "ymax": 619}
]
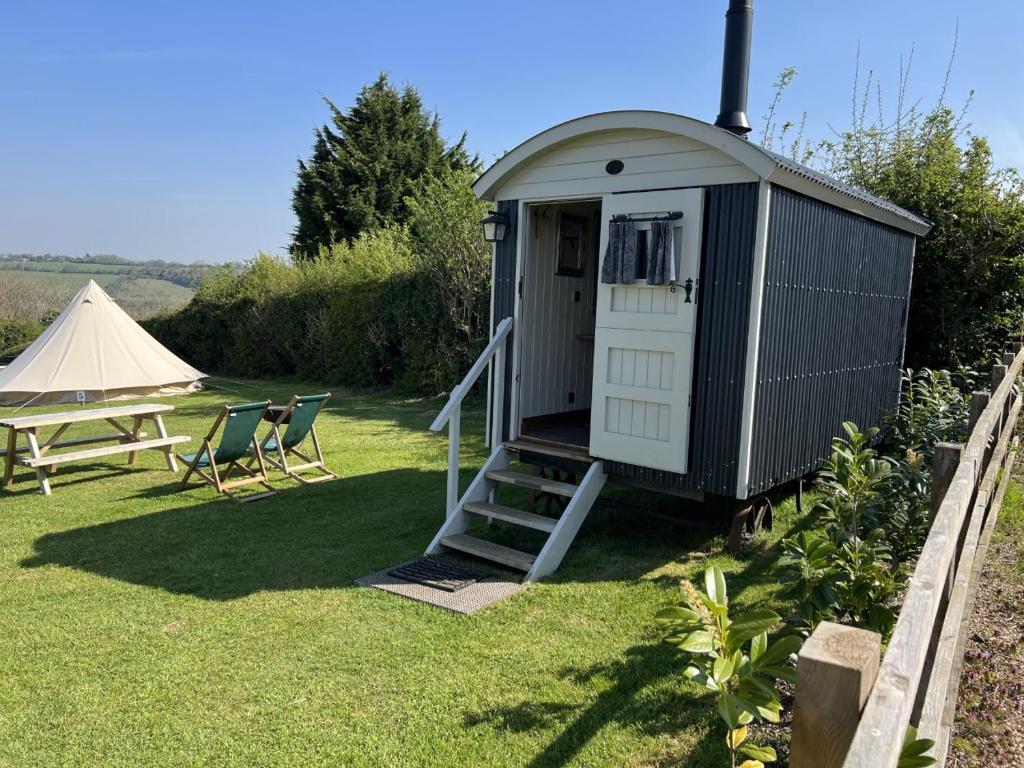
[{"xmin": 0, "ymin": 280, "xmax": 205, "ymax": 406}]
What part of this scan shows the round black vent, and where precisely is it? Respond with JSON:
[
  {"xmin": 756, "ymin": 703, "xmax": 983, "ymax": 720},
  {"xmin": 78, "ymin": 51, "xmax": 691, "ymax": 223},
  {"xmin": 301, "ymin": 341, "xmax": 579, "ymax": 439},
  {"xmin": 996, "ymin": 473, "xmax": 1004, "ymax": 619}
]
[{"xmin": 605, "ymin": 159, "xmax": 624, "ymax": 175}]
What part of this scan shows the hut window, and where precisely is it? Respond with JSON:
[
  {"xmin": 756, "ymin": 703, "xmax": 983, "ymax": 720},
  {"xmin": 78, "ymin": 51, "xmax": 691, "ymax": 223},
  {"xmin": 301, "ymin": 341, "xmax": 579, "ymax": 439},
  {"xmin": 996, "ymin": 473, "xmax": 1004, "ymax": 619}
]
[
  {"xmin": 555, "ymin": 212, "xmax": 586, "ymax": 277},
  {"xmin": 602, "ymin": 213, "xmax": 683, "ymax": 285},
  {"xmin": 634, "ymin": 229, "xmax": 649, "ymax": 281}
]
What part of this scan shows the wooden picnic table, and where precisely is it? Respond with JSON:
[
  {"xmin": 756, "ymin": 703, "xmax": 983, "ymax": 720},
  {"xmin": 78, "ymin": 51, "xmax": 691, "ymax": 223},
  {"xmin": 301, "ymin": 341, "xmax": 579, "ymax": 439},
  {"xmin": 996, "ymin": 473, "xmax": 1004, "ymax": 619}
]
[{"xmin": 0, "ymin": 403, "xmax": 189, "ymax": 496}]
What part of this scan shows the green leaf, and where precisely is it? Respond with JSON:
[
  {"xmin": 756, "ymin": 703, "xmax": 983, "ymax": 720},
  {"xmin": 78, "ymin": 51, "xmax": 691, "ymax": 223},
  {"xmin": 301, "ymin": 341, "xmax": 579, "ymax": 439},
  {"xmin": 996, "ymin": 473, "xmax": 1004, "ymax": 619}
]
[
  {"xmin": 655, "ymin": 606, "xmax": 702, "ymax": 624},
  {"xmin": 705, "ymin": 565, "xmax": 727, "ymax": 608},
  {"xmin": 897, "ymin": 726, "xmax": 936, "ymax": 768},
  {"xmin": 701, "ymin": 593, "xmax": 728, "ymax": 619},
  {"xmin": 757, "ymin": 665, "xmax": 796, "ymax": 683},
  {"xmin": 897, "ymin": 758, "xmax": 936, "ymax": 768},
  {"xmin": 738, "ymin": 743, "xmax": 778, "ymax": 762},
  {"xmin": 718, "ymin": 694, "xmax": 756, "ymax": 729},
  {"xmin": 750, "ymin": 631, "xmax": 767, "ymax": 663},
  {"xmin": 717, "ymin": 693, "xmax": 743, "ymax": 729},
  {"xmin": 754, "ymin": 698, "xmax": 781, "ymax": 723},
  {"xmin": 737, "ymin": 676, "xmax": 776, "ymax": 704},
  {"xmin": 674, "ymin": 630, "xmax": 714, "ymax": 653},
  {"xmin": 712, "ymin": 654, "xmax": 735, "ymax": 684},
  {"xmin": 727, "ymin": 609, "xmax": 782, "ymax": 647},
  {"xmin": 753, "ymin": 635, "xmax": 802, "ymax": 669}
]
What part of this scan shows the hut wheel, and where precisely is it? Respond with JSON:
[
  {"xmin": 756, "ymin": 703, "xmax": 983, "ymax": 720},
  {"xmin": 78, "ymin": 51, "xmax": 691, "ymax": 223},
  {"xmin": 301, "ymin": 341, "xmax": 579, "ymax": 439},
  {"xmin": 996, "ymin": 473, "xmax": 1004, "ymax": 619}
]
[
  {"xmin": 726, "ymin": 495, "xmax": 773, "ymax": 554},
  {"xmin": 747, "ymin": 496, "xmax": 774, "ymax": 535},
  {"xmin": 526, "ymin": 467, "xmax": 576, "ymax": 515}
]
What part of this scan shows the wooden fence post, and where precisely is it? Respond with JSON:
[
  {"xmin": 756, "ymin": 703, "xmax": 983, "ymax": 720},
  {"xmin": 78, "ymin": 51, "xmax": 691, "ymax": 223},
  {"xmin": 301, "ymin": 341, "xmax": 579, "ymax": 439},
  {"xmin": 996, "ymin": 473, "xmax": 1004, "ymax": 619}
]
[
  {"xmin": 930, "ymin": 442, "xmax": 963, "ymax": 519},
  {"xmin": 791, "ymin": 622, "xmax": 882, "ymax": 768},
  {"xmin": 931, "ymin": 441, "xmax": 965, "ymax": 599},
  {"xmin": 1001, "ymin": 352, "xmax": 1015, "ymax": 422},
  {"xmin": 968, "ymin": 391, "xmax": 990, "ymax": 435},
  {"xmin": 991, "ymin": 361, "xmax": 1010, "ymax": 444},
  {"xmin": 991, "ymin": 362, "xmax": 1007, "ymax": 391}
]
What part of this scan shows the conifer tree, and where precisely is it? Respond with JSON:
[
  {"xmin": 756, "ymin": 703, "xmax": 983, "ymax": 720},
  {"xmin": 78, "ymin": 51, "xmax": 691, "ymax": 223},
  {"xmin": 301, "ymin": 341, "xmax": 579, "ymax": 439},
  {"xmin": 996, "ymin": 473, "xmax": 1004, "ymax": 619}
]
[{"xmin": 291, "ymin": 74, "xmax": 477, "ymax": 257}]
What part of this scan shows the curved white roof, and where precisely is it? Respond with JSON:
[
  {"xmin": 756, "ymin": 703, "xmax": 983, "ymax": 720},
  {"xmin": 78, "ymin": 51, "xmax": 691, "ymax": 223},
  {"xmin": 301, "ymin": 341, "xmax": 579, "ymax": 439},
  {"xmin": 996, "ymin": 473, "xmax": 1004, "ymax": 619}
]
[{"xmin": 474, "ymin": 110, "xmax": 930, "ymax": 235}]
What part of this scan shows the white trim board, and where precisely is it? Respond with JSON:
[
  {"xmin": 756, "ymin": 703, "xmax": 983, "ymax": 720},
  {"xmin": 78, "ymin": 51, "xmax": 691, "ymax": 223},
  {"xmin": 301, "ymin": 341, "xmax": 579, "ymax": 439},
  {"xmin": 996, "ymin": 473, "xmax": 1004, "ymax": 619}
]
[
  {"xmin": 485, "ymin": 240, "xmax": 497, "ymax": 448},
  {"xmin": 735, "ymin": 181, "xmax": 772, "ymax": 499}
]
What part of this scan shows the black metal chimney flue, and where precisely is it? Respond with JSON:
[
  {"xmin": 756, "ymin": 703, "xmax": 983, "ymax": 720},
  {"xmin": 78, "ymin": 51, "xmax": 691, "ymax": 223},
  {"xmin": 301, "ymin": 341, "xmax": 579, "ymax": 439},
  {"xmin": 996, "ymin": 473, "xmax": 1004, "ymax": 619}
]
[{"xmin": 714, "ymin": 0, "xmax": 753, "ymax": 136}]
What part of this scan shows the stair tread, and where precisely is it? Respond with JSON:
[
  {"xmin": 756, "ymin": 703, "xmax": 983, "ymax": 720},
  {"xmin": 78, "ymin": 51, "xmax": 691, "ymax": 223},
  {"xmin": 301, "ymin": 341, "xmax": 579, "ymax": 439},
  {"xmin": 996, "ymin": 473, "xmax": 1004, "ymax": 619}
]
[
  {"xmin": 505, "ymin": 438, "xmax": 592, "ymax": 464},
  {"xmin": 463, "ymin": 501, "xmax": 557, "ymax": 533},
  {"xmin": 485, "ymin": 469, "xmax": 579, "ymax": 497},
  {"xmin": 440, "ymin": 533, "xmax": 536, "ymax": 572}
]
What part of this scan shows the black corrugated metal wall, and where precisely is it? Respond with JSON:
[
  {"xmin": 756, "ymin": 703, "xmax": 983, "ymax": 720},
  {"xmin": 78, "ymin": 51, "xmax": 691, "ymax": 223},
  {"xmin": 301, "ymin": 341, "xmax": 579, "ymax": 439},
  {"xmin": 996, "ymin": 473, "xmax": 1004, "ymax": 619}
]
[
  {"xmin": 606, "ymin": 182, "xmax": 759, "ymax": 495},
  {"xmin": 746, "ymin": 186, "xmax": 915, "ymax": 496},
  {"xmin": 491, "ymin": 199, "xmax": 518, "ymax": 441}
]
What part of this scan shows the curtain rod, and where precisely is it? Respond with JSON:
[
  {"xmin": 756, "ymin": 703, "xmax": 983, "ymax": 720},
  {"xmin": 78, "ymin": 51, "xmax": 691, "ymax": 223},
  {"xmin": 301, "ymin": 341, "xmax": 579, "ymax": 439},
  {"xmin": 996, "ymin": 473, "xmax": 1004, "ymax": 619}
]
[{"xmin": 610, "ymin": 211, "xmax": 683, "ymax": 223}]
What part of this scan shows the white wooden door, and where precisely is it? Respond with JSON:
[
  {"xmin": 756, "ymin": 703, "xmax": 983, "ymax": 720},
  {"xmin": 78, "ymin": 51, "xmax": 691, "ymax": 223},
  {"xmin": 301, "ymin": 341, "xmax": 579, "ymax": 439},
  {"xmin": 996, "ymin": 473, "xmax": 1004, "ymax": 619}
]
[{"xmin": 589, "ymin": 189, "xmax": 703, "ymax": 473}]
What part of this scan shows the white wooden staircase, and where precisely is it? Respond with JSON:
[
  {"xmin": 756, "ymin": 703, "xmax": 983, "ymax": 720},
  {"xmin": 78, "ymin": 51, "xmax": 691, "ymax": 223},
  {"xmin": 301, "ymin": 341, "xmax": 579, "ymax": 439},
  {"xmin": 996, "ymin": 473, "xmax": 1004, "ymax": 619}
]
[
  {"xmin": 425, "ymin": 443, "xmax": 606, "ymax": 582},
  {"xmin": 427, "ymin": 317, "xmax": 607, "ymax": 582}
]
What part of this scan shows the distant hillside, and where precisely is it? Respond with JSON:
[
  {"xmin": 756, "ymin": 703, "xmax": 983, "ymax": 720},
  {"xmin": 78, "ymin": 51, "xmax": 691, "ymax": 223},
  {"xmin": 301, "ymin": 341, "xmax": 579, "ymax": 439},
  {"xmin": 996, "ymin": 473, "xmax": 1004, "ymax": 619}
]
[{"xmin": 0, "ymin": 254, "xmax": 233, "ymax": 319}]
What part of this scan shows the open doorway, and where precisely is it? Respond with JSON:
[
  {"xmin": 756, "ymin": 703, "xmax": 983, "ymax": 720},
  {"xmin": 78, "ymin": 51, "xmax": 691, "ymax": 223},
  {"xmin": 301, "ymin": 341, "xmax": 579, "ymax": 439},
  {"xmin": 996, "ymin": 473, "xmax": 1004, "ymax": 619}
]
[{"xmin": 517, "ymin": 199, "xmax": 602, "ymax": 451}]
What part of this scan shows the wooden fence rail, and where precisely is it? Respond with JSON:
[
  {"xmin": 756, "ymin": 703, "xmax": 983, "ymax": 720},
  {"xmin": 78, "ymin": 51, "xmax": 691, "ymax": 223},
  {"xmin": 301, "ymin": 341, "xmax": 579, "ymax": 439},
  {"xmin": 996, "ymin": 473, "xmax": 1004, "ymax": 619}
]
[{"xmin": 790, "ymin": 344, "xmax": 1024, "ymax": 768}]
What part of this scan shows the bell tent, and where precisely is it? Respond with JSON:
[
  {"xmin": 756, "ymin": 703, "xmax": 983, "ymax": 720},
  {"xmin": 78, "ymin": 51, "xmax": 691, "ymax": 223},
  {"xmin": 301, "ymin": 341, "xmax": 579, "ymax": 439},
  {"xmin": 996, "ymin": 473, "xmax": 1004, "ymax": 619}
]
[{"xmin": 0, "ymin": 280, "xmax": 206, "ymax": 406}]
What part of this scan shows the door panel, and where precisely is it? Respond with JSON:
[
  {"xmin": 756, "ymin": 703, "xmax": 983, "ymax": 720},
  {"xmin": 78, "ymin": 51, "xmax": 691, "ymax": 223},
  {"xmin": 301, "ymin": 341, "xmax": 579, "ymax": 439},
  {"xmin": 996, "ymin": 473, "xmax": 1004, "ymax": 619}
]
[{"xmin": 589, "ymin": 189, "xmax": 703, "ymax": 473}]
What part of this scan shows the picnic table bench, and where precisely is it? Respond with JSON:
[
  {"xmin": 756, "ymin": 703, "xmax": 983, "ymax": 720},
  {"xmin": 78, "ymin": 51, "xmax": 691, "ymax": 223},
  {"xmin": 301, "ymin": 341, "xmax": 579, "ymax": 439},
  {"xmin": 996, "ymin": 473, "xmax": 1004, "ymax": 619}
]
[{"xmin": 0, "ymin": 403, "xmax": 189, "ymax": 496}]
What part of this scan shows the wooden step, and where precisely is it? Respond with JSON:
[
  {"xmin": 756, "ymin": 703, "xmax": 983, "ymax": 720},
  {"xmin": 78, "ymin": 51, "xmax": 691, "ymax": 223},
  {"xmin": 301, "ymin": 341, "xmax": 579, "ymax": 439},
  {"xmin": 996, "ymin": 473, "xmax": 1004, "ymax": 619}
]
[
  {"xmin": 440, "ymin": 533, "xmax": 536, "ymax": 572},
  {"xmin": 504, "ymin": 438, "xmax": 592, "ymax": 464},
  {"xmin": 485, "ymin": 469, "xmax": 578, "ymax": 497},
  {"xmin": 463, "ymin": 501, "xmax": 557, "ymax": 533}
]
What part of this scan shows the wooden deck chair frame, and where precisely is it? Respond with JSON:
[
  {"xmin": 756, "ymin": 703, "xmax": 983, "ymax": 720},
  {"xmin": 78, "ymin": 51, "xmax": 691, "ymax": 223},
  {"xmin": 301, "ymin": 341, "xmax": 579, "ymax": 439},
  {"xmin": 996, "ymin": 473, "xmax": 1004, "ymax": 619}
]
[
  {"xmin": 178, "ymin": 401, "xmax": 277, "ymax": 502},
  {"xmin": 252, "ymin": 393, "xmax": 335, "ymax": 484}
]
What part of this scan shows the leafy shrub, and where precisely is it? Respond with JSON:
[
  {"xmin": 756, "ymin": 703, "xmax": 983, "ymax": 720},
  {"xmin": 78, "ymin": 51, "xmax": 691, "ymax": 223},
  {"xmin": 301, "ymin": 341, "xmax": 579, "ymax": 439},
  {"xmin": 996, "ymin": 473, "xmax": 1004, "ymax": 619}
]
[
  {"xmin": 777, "ymin": 365, "xmax": 975, "ymax": 639},
  {"xmin": 767, "ymin": 58, "xmax": 1024, "ymax": 370},
  {"xmin": 777, "ymin": 423, "xmax": 900, "ymax": 638},
  {"xmin": 147, "ymin": 168, "xmax": 491, "ymax": 394},
  {"xmin": 886, "ymin": 368, "xmax": 971, "ymax": 461},
  {"xmin": 0, "ymin": 318, "xmax": 43, "ymax": 358},
  {"xmin": 776, "ymin": 531, "xmax": 841, "ymax": 633},
  {"xmin": 880, "ymin": 448, "xmax": 931, "ymax": 570},
  {"xmin": 899, "ymin": 726, "xmax": 937, "ymax": 768},
  {"xmin": 656, "ymin": 565, "xmax": 801, "ymax": 768}
]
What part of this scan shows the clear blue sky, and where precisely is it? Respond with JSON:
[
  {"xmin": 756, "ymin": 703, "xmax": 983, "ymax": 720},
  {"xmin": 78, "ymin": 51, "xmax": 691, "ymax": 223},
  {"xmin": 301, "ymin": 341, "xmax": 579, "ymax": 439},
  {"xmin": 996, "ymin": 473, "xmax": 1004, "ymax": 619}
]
[{"xmin": 2, "ymin": 0, "xmax": 1021, "ymax": 263}]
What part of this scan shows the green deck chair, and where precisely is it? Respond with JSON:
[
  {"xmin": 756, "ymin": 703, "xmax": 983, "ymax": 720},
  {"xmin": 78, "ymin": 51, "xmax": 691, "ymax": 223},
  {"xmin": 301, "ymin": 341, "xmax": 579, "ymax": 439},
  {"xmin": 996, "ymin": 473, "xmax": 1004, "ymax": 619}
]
[
  {"xmin": 251, "ymin": 393, "xmax": 335, "ymax": 484},
  {"xmin": 178, "ymin": 401, "xmax": 277, "ymax": 502}
]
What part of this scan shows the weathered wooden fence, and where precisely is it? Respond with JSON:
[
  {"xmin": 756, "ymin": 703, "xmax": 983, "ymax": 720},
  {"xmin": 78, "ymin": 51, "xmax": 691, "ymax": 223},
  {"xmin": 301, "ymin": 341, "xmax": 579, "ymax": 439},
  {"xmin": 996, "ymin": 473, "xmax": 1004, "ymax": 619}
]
[{"xmin": 789, "ymin": 344, "xmax": 1024, "ymax": 768}]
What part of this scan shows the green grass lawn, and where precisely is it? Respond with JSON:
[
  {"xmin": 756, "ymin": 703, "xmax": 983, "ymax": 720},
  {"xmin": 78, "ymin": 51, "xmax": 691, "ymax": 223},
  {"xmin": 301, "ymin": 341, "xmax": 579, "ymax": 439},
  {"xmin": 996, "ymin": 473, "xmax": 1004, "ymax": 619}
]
[{"xmin": 0, "ymin": 379, "xmax": 804, "ymax": 767}]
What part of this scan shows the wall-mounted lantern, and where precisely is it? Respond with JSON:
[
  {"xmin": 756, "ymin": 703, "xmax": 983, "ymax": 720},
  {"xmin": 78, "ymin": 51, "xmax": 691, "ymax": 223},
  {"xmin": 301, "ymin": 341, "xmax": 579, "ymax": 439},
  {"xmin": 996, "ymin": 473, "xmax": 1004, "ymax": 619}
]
[{"xmin": 480, "ymin": 211, "xmax": 510, "ymax": 243}]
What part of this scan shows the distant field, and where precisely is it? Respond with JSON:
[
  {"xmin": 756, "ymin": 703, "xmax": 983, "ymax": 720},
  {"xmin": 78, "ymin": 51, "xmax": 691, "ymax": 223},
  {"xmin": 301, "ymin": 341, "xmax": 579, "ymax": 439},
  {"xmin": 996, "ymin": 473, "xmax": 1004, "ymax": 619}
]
[
  {"xmin": 0, "ymin": 261, "xmax": 136, "ymax": 275},
  {"xmin": 0, "ymin": 268, "xmax": 121, "ymax": 289},
  {"xmin": 110, "ymin": 276, "xmax": 193, "ymax": 317},
  {"xmin": 0, "ymin": 266, "xmax": 193, "ymax": 318}
]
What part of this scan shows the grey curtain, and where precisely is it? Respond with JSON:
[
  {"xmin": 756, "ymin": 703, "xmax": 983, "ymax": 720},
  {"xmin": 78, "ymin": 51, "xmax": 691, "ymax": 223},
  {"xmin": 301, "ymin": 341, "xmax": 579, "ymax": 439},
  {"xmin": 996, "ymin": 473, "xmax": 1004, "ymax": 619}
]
[
  {"xmin": 646, "ymin": 220, "xmax": 675, "ymax": 285},
  {"xmin": 601, "ymin": 220, "xmax": 637, "ymax": 284}
]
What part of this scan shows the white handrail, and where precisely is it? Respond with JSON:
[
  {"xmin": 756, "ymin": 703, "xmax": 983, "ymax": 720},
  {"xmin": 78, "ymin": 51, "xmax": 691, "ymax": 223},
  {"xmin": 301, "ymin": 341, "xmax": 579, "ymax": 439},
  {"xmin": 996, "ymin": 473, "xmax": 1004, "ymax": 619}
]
[
  {"xmin": 430, "ymin": 316, "xmax": 513, "ymax": 518},
  {"xmin": 430, "ymin": 317, "xmax": 513, "ymax": 432}
]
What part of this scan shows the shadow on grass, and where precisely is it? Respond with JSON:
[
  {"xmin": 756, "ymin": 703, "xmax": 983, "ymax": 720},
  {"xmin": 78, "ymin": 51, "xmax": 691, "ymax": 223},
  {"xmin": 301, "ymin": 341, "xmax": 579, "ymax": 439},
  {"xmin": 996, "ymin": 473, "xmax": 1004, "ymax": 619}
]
[
  {"xmin": 19, "ymin": 467, "xmax": 453, "ymax": 600},
  {"xmin": 1, "ymin": 462, "xmax": 154, "ymax": 496},
  {"xmin": 462, "ymin": 641, "xmax": 725, "ymax": 768},
  {"xmin": 19, "ymin": 461, "xmax": 744, "ymax": 601}
]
